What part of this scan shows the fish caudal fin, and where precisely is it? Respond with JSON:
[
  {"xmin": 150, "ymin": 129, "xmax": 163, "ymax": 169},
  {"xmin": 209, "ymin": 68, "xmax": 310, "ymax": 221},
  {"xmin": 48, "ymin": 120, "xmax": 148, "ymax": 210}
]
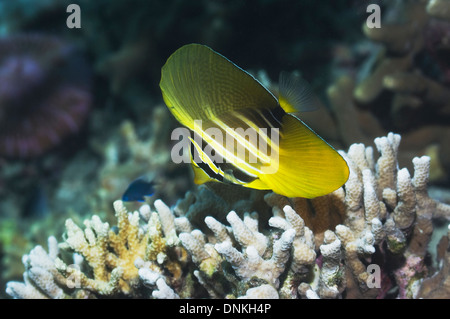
[{"xmin": 259, "ymin": 114, "xmax": 349, "ymax": 198}]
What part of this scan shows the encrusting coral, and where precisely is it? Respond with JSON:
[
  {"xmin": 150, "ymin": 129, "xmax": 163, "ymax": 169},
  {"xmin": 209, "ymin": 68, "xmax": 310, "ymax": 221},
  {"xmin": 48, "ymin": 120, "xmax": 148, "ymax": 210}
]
[{"xmin": 6, "ymin": 133, "xmax": 450, "ymax": 299}]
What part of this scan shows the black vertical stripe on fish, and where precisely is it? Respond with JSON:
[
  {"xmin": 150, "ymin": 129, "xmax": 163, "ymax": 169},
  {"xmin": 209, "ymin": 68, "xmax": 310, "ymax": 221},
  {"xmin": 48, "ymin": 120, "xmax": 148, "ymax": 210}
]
[
  {"xmin": 190, "ymin": 130, "xmax": 257, "ymax": 184},
  {"xmin": 190, "ymin": 136, "xmax": 224, "ymax": 182},
  {"xmin": 220, "ymin": 163, "xmax": 257, "ymax": 184}
]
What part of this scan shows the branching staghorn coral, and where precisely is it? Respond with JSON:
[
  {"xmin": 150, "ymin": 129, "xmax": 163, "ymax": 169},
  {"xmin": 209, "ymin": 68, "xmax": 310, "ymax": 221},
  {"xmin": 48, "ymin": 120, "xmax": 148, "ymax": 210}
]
[
  {"xmin": 6, "ymin": 133, "xmax": 450, "ymax": 299},
  {"xmin": 354, "ymin": 0, "xmax": 450, "ymax": 180},
  {"xmin": 6, "ymin": 199, "xmax": 188, "ymax": 298},
  {"xmin": 290, "ymin": 0, "xmax": 450, "ymax": 183},
  {"xmin": 259, "ymin": 132, "xmax": 450, "ymax": 298}
]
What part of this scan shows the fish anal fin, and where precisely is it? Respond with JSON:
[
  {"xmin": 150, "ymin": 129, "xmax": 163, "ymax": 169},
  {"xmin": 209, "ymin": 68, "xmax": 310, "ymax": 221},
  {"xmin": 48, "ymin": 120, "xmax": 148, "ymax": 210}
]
[
  {"xmin": 244, "ymin": 178, "xmax": 271, "ymax": 191},
  {"xmin": 191, "ymin": 162, "xmax": 214, "ymax": 184}
]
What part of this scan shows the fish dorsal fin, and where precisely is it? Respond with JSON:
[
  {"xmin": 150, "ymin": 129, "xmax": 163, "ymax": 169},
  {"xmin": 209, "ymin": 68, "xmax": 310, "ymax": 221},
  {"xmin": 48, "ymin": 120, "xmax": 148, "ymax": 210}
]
[
  {"xmin": 278, "ymin": 71, "xmax": 320, "ymax": 113},
  {"xmin": 160, "ymin": 44, "xmax": 278, "ymax": 130}
]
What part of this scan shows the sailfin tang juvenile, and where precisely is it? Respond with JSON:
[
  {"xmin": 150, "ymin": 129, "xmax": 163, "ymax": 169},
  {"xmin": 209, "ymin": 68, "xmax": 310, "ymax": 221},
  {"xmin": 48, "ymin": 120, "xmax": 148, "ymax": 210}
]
[{"xmin": 160, "ymin": 44, "xmax": 349, "ymax": 198}]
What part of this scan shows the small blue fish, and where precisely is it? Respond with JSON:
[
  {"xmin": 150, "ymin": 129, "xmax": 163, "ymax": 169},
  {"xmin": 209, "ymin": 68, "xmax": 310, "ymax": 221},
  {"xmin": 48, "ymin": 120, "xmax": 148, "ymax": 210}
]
[{"xmin": 122, "ymin": 177, "xmax": 155, "ymax": 202}]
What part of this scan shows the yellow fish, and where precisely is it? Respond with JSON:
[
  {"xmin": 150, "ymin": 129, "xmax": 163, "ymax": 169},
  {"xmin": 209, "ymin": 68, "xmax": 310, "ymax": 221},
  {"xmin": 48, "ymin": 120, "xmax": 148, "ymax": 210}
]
[{"xmin": 160, "ymin": 43, "xmax": 349, "ymax": 198}]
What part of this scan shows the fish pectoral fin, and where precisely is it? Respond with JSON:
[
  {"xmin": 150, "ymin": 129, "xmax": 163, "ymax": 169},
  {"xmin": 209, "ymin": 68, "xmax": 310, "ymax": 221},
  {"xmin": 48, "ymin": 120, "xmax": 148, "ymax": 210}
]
[
  {"xmin": 259, "ymin": 114, "xmax": 349, "ymax": 198},
  {"xmin": 222, "ymin": 169, "xmax": 237, "ymax": 184},
  {"xmin": 278, "ymin": 71, "xmax": 320, "ymax": 113}
]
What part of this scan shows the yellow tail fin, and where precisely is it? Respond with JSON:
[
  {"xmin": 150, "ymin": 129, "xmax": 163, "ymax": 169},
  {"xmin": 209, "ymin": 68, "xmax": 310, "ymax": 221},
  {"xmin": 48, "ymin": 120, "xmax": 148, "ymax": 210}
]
[{"xmin": 259, "ymin": 114, "xmax": 349, "ymax": 198}]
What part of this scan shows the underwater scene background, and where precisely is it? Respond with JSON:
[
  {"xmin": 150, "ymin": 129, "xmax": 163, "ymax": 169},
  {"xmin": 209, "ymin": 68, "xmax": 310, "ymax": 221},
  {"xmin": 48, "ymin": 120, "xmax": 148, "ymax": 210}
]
[{"xmin": 1, "ymin": 0, "xmax": 449, "ymax": 299}]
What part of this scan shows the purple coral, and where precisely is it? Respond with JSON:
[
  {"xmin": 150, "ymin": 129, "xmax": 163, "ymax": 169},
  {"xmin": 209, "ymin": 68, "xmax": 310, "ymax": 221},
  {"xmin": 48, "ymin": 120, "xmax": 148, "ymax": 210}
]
[{"xmin": 0, "ymin": 34, "xmax": 91, "ymax": 158}]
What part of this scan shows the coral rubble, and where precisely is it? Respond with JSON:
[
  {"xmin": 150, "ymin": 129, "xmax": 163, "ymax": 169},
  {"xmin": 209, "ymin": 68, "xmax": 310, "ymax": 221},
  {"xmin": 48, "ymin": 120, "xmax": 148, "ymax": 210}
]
[{"xmin": 6, "ymin": 133, "xmax": 450, "ymax": 299}]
